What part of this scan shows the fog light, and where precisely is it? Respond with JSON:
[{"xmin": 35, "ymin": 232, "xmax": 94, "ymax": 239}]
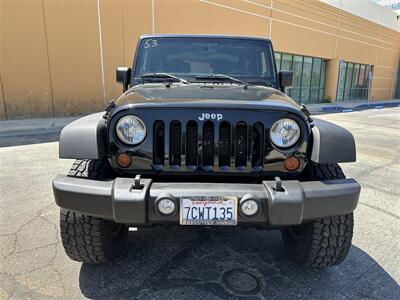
[
  {"xmin": 116, "ymin": 153, "xmax": 132, "ymax": 168},
  {"xmin": 241, "ymin": 200, "xmax": 259, "ymax": 216},
  {"xmin": 284, "ymin": 156, "xmax": 300, "ymax": 171},
  {"xmin": 158, "ymin": 199, "xmax": 176, "ymax": 215}
]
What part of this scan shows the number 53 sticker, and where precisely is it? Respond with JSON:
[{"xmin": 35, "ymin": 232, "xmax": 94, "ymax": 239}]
[{"xmin": 144, "ymin": 39, "xmax": 158, "ymax": 48}]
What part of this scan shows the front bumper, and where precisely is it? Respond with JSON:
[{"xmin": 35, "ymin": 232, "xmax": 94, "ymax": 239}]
[{"xmin": 52, "ymin": 175, "xmax": 360, "ymax": 226}]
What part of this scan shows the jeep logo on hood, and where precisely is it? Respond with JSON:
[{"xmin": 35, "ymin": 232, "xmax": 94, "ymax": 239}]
[{"xmin": 199, "ymin": 113, "xmax": 223, "ymax": 121}]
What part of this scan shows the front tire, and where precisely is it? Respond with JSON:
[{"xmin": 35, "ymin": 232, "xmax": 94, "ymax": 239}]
[
  {"xmin": 281, "ymin": 162, "xmax": 354, "ymax": 267},
  {"xmin": 60, "ymin": 159, "xmax": 128, "ymax": 263}
]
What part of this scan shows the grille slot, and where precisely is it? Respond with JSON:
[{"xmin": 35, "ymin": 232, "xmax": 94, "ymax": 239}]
[
  {"xmin": 235, "ymin": 122, "xmax": 248, "ymax": 167},
  {"xmin": 252, "ymin": 122, "xmax": 264, "ymax": 168},
  {"xmin": 170, "ymin": 121, "xmax": 182, "ymax": 166},
  {"xmin": 219, "ymin": 121, "xmax": 231, "ymax": 167},
  {"xmin": 186, "ymin": 121, "xmax": 198, "ymax": 166},
  {"xmin": 153, "ymin": 121, "xmax": 165, "ymax": 165},
  {"xmin": 202, "ymin": 121, "xmax": 214, "ymax": 166},
  {"xmin": 264, "ymin": 128, "xmax": 273, "ymax": 157}
]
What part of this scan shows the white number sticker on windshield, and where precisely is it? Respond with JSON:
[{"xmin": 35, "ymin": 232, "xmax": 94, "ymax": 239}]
[{"xmin": 144, "ymin": 39, "xmax": 158, "ymax": 48}]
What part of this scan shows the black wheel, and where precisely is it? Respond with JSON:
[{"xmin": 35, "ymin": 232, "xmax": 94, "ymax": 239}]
[
  {"xmin": 60, "ymin": 159, "xmax": 128, "ymax": 263},
  {"xmin": 281, "ymin": 162, "xmax": 354, "ymax": 267}
]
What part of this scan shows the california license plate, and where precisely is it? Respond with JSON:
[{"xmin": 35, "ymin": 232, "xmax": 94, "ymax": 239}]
[{"xmin": 180, "ymin": 196, "xmax": 238, "ymax": 226}]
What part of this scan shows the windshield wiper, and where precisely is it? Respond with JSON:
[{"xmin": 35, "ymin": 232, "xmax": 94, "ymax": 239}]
[
  {"xmin": 140, "ymin": 73, "xmax": 188, "ymax": 84},
  {"xmin": 194, "ymin": 74, "xmax": 251, "ymax": 86}
]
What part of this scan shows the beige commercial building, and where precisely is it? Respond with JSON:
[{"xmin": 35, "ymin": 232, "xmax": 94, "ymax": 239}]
[{"xmin": 0, "ymin": 0, "xmax": 399, "ymax": 119}]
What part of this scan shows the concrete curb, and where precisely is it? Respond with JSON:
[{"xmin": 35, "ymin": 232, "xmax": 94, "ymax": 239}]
[
  {"xmin": 0, "ymin": 116, "xmax": 81, "ymax": 147},
  {"xmin": 319, "ymin": 100, "xmax": 400, "ymax": 114},
  {"xmin": 0, "ymin": 116, "xmax": 80, "ymax": 136}
]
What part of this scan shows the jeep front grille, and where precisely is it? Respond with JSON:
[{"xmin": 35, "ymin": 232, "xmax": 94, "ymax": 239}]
[{"xmin": 152, "ymin": 120, "xmax": 269, "ymax": 171}]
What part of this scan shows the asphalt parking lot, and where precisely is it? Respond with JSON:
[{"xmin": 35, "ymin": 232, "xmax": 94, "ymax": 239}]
[{"xmin": 0, "ymin": 108, "xmax": 399, "ymax": 299}]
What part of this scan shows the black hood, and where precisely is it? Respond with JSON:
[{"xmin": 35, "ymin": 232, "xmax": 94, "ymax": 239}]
[{"xmin": 114, "ymin": 83, "xmax": 301, "ymax": 108}]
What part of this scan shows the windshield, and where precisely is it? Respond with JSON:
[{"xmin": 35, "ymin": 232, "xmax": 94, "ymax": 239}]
[{"xmin": 133, "ymin": 37, "xmax": 277, "ymax": 87}]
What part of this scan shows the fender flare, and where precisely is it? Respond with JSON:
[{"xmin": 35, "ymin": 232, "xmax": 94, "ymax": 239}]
[
  {"xmin": 59, "ymin": 112, "xmax": 107, "ymax": 159},
  {"xmin": 310, "ymin": 118, "xmax": 356, "ymax": 163}
]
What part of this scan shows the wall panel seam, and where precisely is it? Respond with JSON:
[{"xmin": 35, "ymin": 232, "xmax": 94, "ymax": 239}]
[
  {"xmin": 334, "ymin": 0, "xmax": 341, "ymax": 58},
  {"xmin": 270, "ymin": 4, "xmax": 398, "ymax": 47},
  {"xmin": 96, "ymin": 0, "xmax": 106, "ymax": 104},
  {"xmin": 274, "ymin": 17, "xmax": 397, "ymax": 52},
  {"xmin": 0, "ymin": 71, "xmax": 8, "ymax": 119},
  {"xmin": 375, "ymin": 10, "xmax": 383, "ymax": 65},
  {"xmin": 291, "ymin": 0, "xmax": 341, "ymax": 16},
  {"xmin": 272, "ymin": 0, "xmax": 398, "ymax": 47},
  {"xmin": 199, "ymin": 0, "xmax": 270, "ymax": 19},
  {"xmin": 41, "ymin": 0, "xmax": 55, "ymax": 117},
  {"xmin": 152, "ymin": 0, "xmax": 155, "ymax": 34},
  {"xmin": 269, "ymin": 0, "xmax": 272, "ymax": 38},
  {"xmin": 374, "ymin": 76, "xmax": 394, "ymax": 80},
  {"xmin": 243, "ymin": 0, "xmax": 271, "ymax": 9},
  {"xmin": 199, "ymin": 0, "xmax": 398, "ymax": 53},
  {"xmin": 376, "ymin": 65, "xmax": 397, "ymax": 69}
]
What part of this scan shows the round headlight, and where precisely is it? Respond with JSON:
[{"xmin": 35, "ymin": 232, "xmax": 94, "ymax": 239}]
[
  {"xmin": 116, "ymin": 115, "xmax": 146, "ymax": 145},
  {"xmin": 270, "ymin": 118, "xmax": 300, "ymax": 148}
]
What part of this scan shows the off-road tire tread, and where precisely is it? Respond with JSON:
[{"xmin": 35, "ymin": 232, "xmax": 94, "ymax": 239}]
[
  {"xmin": 68, "ymin": 159, "xmax": 111, "ymax": 180},
  {"xmin": 282, "ymin": 162, "xmax": 354, "ymax": 267},
  {"xmin": 310, "ymin": 163, "xmax": 345, "ymax": 180},
  {"xmin": 303, "ymin": 213, "xmax": 353, "ymax": 267},
  {"xmin": 61, "ymin": 159, "xmax": 127, "ymax": 263},
  {"xmin": 60, "ymin": 209, "xmax": 126, "ymax": 263}
]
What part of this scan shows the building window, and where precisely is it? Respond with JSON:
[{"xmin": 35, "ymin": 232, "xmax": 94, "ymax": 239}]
[
  {"xmin": 275, "ymin": 52, "xmax": 326, "ymax": 103},
  {"xmin": 337, "ymin": 61, "xmax": 371, "ymax": 101},
  {"xmin": 395, "ymin": 62, "xmax": 400, "ymax": 99}
]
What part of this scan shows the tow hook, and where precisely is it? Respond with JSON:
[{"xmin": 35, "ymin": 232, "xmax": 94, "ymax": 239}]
[
  {"xmin": 274, "ymin": 177, "xmax": 284, "ymax": 192},
  {"xmin": 133, "ymin": 174, "xmax": 143, "ymax": 190}
]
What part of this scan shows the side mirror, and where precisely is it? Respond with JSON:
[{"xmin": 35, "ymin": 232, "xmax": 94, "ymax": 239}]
[
  {"xmin": 278, "ymin": 70, "xmax": 293, "ymax": 91},
  {"xmin": 116, "ymin": 67, "xmax": 131, "ymax": 92}
]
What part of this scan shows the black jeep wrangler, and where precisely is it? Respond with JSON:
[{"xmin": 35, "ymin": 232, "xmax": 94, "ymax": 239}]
[{"xmin": 53, "ymin": 35, "xmax": 360, "ymax": 267}]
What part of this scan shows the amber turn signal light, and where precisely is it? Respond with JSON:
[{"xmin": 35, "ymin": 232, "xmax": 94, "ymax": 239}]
[
  {"xmin": 284, "ymin": 156, "xmax": 300, "ymax": 171},
  {"xmin": 116, "ymin": 153, "xmax": 132, "ymax": 168}
]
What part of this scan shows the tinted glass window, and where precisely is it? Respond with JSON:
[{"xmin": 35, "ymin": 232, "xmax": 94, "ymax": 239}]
[
  {"xmin": 311, "ymin": 58, "xmax": 322, "ymax": 87},
  {"xmin": 275, "ymin": 52, "xmax": 281, "ymax": 72},
  {"xmin": 337, "ymin": 62, "xmax": 346, "ymax": 101},
  {"xmin": 275, "ymin": 52, "xmax": 326, "ymax": 103},
  {"xmin": 290, "ymin": 55, "xmax": 303, "ymax": 101},
  {"xmin": 396, "ymin": 62, "xmax": 400, "ymax": 98},
  {"xmin": 135, "ymin": 37, "xmax": 276, "ymax": 85},
  {"xmin": 281, "ymin": 54, "xmax": 293, "ymax": 71},
  {"xmin": 292, "ymin": 56, "xmax": 303, "ymax": 88},
  {"xmin": 351, "ymin": 64, "xmax": 360, "ymax": 99},
  {"xmin": 344, "ymin": 63, "xmax": 354, "ymax": 100},
  {"xmin": 337, "ymin": 61, "xmax": 370, "ymax": 101},
  {"xmin": 319, "ymin": 61, "xmax": 325, "ymax": 101},
  {"xmin": 300, "ymin": 57, "xmax": 312, "ymax": 103},
  {"xmin": 310, "ymin": 58, "xmax": 321, "ymax": 103}
]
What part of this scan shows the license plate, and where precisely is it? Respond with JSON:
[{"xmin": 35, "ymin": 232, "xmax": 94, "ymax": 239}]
[{"xmin": 180, "ymin": 196, "xmax": 238, "ymax": 226}]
